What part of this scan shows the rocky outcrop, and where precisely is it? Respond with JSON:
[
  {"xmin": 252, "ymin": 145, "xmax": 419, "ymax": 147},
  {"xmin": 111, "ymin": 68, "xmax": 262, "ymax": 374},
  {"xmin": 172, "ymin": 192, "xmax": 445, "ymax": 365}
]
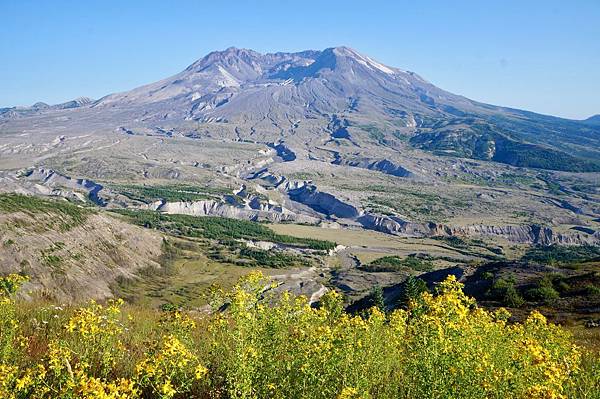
[
  {"xmin": 14, "ymin": 168, "xmax": 109, "ymax": 205},
  {"xmin": 357, "ymin": 214, "xmax": 436, "ymax": 236},
  {"xmin": 245, "ymin": 168, "xmax": 286, "ymax": 187},
  {"xmin": 54, "ymin": 97, "xmax": 93, "ymax": 110},
  {"xmin": 285, "ymin": 183, "xmax": 361, "ymax": 219},
  {"xmin": 155, "ymin": 199, "xmax": 319, "ymax": 224},
  {"xmin": 357, "ymin": 213, "xmax": 600, "ymax": 245},
  {"xmin": 268, "ymin": 142, "xmax": 296, "ymax": 161},
  {"xmin": 333, "ymin": 157, "xmax": 413, "ymax": 177}
]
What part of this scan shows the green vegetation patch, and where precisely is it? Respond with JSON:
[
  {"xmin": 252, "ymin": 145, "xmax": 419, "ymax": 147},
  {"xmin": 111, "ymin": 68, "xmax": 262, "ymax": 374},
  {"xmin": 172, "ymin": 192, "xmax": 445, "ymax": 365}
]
[
  {"xmin": 113, "ymin": 209, "xmax": 336, "ymax": 250},
  {"xmin": 39, "ymin": 242, "xmax": 67, "ymax": 268},
  {"xmin": 524, "ymin": 275, "xmax": 562, "ymax": 304},
  {"xmin": 111, "ymin": 184, "xmax": 230, "ymax": 203},
  {"xmin": 484, "ymin": 274, "xmax": 525, "ymax": 308},
  {"xmin": 398, "ymin": 276, "xmax": 430, "ymax": 308},
  {"xmin": 237, "ymin": 247, "xmax": 306, "ymax": 269},
  {"xmin": 410, "ymin": 121, "xmax": 600, "ymax": 172},
  {"xmin": 0, "ymin": 194, "xmax": 90, "ymax": 231},
  {"xmin": 522, "ymin": 245, "xmax": 600, "ymax": 267},
  {"xmin": 359, "ymin": 124, "xmax": 387, "ymax": 144},
  {"xmin": 361, "ymin": 254, "xmax": 434, "ymax": 273},
  {"xmin": 206, "ymin": 239, "xmax": 309, "ymax": 269},
  {"xmin": 363, "ymin": 186, "xmax": 469, "ymax": 222},
  {"xmin": 433, "ymin": 236, "xmax": 470, "ymax": 249}
]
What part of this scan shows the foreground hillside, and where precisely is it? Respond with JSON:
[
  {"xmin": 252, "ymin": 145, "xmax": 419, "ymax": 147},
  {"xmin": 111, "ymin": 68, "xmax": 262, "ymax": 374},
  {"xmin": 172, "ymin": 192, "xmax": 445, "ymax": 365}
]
[
  {"xmin": 1, "ymin": 272, "xmax": 599, "ymax": 399},
  {"xmin": 0, "ymin": 194, "xmax": 163, "ymax": 301},
  {"xmin": 2, "ymin": 193, "xmax": 600, "ymax": 326}
]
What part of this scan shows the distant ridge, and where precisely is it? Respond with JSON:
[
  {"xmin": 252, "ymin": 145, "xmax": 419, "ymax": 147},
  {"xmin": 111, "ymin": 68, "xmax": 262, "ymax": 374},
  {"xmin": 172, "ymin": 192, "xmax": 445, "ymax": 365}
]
[
  {"xmin": 584, "ymin": 114, "xmax": 600, "ymax": 126},
  {"xmin": 0, "ymin": 96, "xmax": 94, "ymax": 118}
]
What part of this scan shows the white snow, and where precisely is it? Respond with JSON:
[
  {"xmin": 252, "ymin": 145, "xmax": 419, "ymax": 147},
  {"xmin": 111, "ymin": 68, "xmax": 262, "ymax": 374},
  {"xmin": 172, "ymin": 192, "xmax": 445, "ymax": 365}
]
[
  {"xmin": 338, "ymin": 47, "xmax": 397, "ymax": 75},
  {"xmin": 216, "ymin": 66, "xmax": 241, "ymax": 87},
  {"xmin": 364, "ymin": 55, "xmax": 396, "ymax": 74}
]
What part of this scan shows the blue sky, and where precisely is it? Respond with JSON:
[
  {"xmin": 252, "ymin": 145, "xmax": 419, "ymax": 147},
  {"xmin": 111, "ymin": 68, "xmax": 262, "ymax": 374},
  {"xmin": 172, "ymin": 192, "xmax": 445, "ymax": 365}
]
[{"xmin": 1, "ymin": 0, "xmax": 599, "ymax": 119}]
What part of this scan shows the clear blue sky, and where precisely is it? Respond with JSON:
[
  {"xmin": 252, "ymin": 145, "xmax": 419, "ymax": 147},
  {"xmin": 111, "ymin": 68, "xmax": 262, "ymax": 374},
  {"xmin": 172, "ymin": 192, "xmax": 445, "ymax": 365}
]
[{"xmin": 1, "ymin": 0, "xmax": 599, "ymax": 119}]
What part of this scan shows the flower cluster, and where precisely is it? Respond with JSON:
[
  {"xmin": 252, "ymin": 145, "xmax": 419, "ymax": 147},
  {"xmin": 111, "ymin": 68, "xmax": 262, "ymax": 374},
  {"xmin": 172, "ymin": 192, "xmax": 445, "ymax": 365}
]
[
  {"xmin": 207, "ymin": 273, "xmax": 585, "ymax": 398},
  {"xmin": 0, "ymin": 272, "xmax": 598, "ymax": 398},
  {"xmin": 135, "ymin": 334, "xmax": 207, "ymax": 399},
  {"xmin": 66, "ymin": 299, "xmax": 124, "ymax": 338}
]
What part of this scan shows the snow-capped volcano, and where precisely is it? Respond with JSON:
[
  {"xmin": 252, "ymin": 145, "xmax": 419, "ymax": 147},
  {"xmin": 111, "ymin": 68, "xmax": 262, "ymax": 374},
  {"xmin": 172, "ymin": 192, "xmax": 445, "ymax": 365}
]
[{"xmin": 92, "ymin": 46, "xmax": 473, "ymax": 123}]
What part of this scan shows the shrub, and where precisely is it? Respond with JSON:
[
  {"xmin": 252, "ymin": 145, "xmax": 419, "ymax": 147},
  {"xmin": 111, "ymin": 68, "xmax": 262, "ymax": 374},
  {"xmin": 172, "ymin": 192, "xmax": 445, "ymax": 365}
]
[
  {"xmin": 584, "ymin": 285, "xmax": 600, "ymax": 297},
  {"xmin": 0, "ymin": 272, "xmax": 597, "ymax": 398},
  {"xmin": 368, "ymin": 284, "xmax": 385, "ymax": 311},
  {"xmin": 525, "ymin": 276, "xmax": 561, "ymax": 303},
  {"xmin": 503, "ymin": 284, "xmax": 525, "ymax": 308},
  {"xmin": 398, "ymin": 276, "xmax": 429, "ymax": 308},
  {"xmin": 487, "ymin": 275, "xmax": 525, "ymax": 308}
]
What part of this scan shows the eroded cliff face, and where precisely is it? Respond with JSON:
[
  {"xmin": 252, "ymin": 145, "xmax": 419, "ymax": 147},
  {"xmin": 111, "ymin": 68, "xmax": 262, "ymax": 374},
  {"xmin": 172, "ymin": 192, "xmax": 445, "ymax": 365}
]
[
  {"xmin": 357, "ymin": 213, "xmax": 600, "ymax": 245},
  {"xmin": 1, "ymin": 168, "xmax": 111, "ymax": 205},
  {"xmin": 286, "ymin": 184, "xmax": 361, "ymax": 219},
  {"xmin": 279, "ymin": 183, "xmax": 598, "ymax": 245},
  {"xmin": 154, "ymin": 199, "xmax": 318, "ymax": 224},
  {"xmin": 332, "ymin": 157, "xmax": 414, "ymax": 178},
  {"xmin": 448, "ymin": 224, "xmax": 600, "ymax": 246}
]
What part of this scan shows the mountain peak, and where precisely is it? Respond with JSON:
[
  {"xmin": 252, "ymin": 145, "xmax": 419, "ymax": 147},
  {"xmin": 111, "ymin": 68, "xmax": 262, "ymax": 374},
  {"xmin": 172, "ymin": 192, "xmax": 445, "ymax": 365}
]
[
  {"xmin": 320, "ymin": 46, "xmax": 397, "ymax": 75},
  {"xmin": 197, "ymin": 47, "xmax": 262, "ymax": 64},
  {"xmin": 3, "ymin": 45, "xmax": 600, "ymax": 175},
  {"xmin": 185, "ymin": 47, "xmax": 264, "ymax": 78},
  {"xmin": 326, "ymin": 45, "xmax": 360, "ymax": 56},
  {"xmin": 97, "ymin": 45, "xmax": 425, "ymax": 111},
  {"xmin": 31, "ymin": 102, "xmax": 50, "ymax": 110},
  {"xmin": 54, "ymin": 97, "xmax": 93, "ymax": 109}
]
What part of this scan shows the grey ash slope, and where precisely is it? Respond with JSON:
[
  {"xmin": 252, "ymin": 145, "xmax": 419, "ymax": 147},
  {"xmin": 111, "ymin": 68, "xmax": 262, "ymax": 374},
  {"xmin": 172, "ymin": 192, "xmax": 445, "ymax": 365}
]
[
  {"xmin": 2, "ymin": 46, "xmax": 599, "ymax": 172},
  {"xmin": 94, "ymin": 46, "xmax": 480, "ymax": 124},
  {"xmin": 81, "ymin": 46, "xmax": 600, "ymax": 172}
]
